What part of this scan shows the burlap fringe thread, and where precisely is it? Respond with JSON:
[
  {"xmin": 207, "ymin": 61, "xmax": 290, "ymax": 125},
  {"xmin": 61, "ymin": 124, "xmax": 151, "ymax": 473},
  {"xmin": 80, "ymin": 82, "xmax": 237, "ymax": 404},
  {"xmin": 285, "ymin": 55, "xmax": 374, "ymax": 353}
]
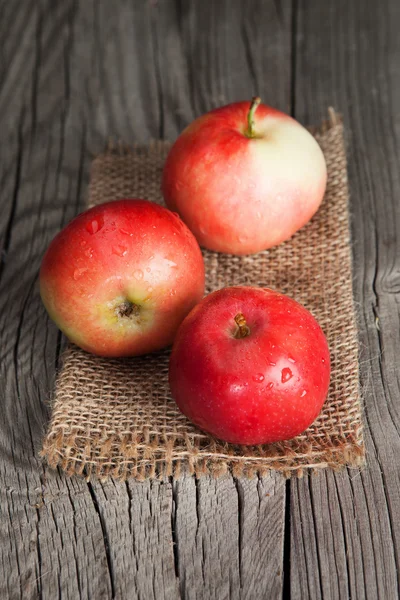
[{"xmin": 41, "ymin": 109, "xmax": 365, "ymax": 481}]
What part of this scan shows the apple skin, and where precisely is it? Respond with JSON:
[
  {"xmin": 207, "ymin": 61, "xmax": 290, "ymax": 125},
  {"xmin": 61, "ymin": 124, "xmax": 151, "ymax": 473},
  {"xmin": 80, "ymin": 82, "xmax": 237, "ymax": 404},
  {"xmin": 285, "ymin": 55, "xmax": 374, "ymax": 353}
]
[
  {"xmin": 169, "ymin": 286, "xmax": 330, "ymax": 445},
  {"xmin": 162, "ymin": 100, "xmax": 327, "ymax": 255},
  {"xmin": 40, "ymin": 199, "xmax": 205, "ymax": 357}
]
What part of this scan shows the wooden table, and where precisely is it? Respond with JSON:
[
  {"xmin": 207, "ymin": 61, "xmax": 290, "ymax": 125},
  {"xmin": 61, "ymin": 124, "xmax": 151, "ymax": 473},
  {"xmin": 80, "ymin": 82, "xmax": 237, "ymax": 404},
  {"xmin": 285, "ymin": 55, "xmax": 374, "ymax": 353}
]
[{"xmin": 1, "ymin": 1, "xmax": 399, "ymax": 598}]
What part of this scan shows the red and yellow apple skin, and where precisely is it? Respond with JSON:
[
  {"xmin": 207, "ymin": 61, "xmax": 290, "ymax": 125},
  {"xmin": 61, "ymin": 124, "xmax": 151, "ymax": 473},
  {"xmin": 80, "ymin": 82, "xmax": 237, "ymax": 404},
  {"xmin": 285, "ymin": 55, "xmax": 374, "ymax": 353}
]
[
  {"xmin": 40, "ymin": 199, "xmax": 205, "ymax": 357},
  {"xmin": 162, "ymin": 100, "xmax": 327, "ymax": 255},
  {"xmin": 169, "ymin": 286, "xmax": 330, "ymax": 445}
]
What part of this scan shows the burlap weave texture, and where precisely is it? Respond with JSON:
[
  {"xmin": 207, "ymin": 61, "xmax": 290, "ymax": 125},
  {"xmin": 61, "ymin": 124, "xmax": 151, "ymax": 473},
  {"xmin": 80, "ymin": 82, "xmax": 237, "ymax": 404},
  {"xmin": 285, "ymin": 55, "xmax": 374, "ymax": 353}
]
[{"xmin": 41, "ymin": 112, "xmax": 365, "ymax": 480}]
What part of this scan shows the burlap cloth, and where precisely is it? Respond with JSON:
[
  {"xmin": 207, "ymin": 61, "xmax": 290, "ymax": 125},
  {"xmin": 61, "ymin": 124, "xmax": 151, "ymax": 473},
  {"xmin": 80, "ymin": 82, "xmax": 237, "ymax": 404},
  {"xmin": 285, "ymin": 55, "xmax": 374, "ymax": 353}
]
[{"xmin": 41, "ymin": 111, "xmax": 365, "ymax": 480}]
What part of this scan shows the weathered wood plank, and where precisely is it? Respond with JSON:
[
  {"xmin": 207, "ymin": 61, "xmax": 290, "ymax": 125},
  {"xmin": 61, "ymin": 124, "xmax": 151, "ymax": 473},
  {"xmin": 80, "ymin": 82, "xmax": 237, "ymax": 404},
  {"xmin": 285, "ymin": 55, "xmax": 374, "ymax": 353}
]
[
  {"xmin": 291, "ymin": 1, "xmax": 400, "ymax": 598},
  {"xmin": 151, "ymin": 2, "xmax": 291, "ymax": 597},
  {"xmin": 171, "ymin": 475, "xmax": 286, "ymax": 600}
]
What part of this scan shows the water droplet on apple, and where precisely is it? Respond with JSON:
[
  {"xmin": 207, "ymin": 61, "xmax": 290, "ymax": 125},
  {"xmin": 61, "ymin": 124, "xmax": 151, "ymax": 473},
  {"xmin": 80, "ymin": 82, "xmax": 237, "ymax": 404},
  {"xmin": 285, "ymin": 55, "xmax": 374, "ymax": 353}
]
[
  {"xmin": 80, "ymin": 240, "xmax": 87, "ymax": 247},
  {"xmin": 267, "ymin": 358, "xmax": 277, "ymax": 366},
  {"xmin": 281, "ymin": 368, "xmax": 293, "ymax": 383},
  {"xmin": 165, "ymin": 259, "xmax": 178, "ymax": 268},
  {"xmin": 237, "ymin": 235, "xmax": 246, "ymax": 244},
  {"xmin": 146, "ymin": 267, "xmax": 151, "ymax": 273},
  {"xmin": 148, "ymin": 286, "xmax": 153, "ymax": 292},
  {"xmin": 170, "ymin": 289, "xmax": 177, "ymax": 296},
  {"xmin": 267, "ymin": 382, "xmax": 274, "ymax": 390},
  {"xmin": 134, "ymin": 269, "xmax": 143, "ymax": 280},
  {"xmin": 84, "ymin": 248, "xmax": 93, "ymax": 258},
  {"xmin": 73, "ymin": 267, "xmax": 88, "ymax": 280},
  {"xmin": 112, "ymin": 245, "xmax": 128, "ymax": 257},
  {"xmin": 252, "ymin": 373, "xmax": 265, "ymax": 383},
  {"xmin": 288, "ymin": 356, "xmax": 296, "ymax": 364},
  {"xmin": 300, "ymin": 390, "xmax": 307, "ymax": 397},
  {"xmin": 322, "ymin": 357, "xmax": 326, "ymax": 363},
  {"xmin": 120, "ymin": 227, "xmax": 133, "ymax": 236},
  {"xmin": 86, "ymin": 217, "xmax": 104, "ymax": 234}
]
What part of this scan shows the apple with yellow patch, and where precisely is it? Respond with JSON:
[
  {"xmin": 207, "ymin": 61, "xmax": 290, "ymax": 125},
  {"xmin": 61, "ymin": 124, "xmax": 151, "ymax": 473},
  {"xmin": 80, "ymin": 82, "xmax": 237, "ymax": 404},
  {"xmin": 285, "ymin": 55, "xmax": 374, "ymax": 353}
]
[
  {"xmin": 162, "ymin": 98, "xmax": 327, "ymax": 255},
  {"xmin": 40, "ymin": 199, "xmax": 205, "ymax": 357}
]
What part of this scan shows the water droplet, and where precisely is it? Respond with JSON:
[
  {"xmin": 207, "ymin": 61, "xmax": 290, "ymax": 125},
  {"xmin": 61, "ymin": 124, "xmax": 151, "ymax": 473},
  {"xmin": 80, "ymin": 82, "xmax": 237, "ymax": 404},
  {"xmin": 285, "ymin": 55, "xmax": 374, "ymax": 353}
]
[
  {"xmin": 267, "ymin": 358, "xmax": 277, "ymax": 366},
  {"xmin": 134, "ymin": 269, "xmax": 143, "ymax": 280},
  {"xmin": 300, "ymin": 390, "xmax": 307, "ymax": 398},
  {"xmin": 146, "ymin": 267, "xmax": 151, "ymax": 273},
  {"xmin": 165, "ymin": 259, "xmax": 178, "ymax": 268},
  {"xmin": 112, "ymin": 244, "xmax": 128, "ymax": 257},
  {"xmin": 84, "ymin": 248, "xmax": 93, "ymax": 258},
  {"xmin": 322, "ymin": 358, "xmax": 326, "ymax": 364},
  {"xmin": 281, "ymin": 368, "xmax": 293, "ymax": 383},
  {"xmin": 170, "ymin": 289, "xmax": 177, "ymax": 296},
  {"xmin": 73, "ymin": 267, "xmax": 88, "ymax": 280},
  {"xmin": 288, "ymin": 356, "xmax": 296, "ymax": 364},
  {"xmin": 148, "ymin": 286, "xmax": 153, "ymax": 293},
  {"xmin": 86, "ymin": 216, "xmax": 104, "ymax": 234},
  {"xmin": 120, "ymin": 227, "xmax": 133, "ymax": 237},
  {"xmin": 252, "ymin": 373, "xmax": 265, "ymax": 383},
  {"xmin": 237, "ymin": 235, "xmax": 246, "ymax": 243},
  {"xmin": 80, "ymin": 240, "xmax": 87, "ymax": 247},
  {"xmin": 267, "ymin": 382, "xmax": 274, "ymax": 390}
]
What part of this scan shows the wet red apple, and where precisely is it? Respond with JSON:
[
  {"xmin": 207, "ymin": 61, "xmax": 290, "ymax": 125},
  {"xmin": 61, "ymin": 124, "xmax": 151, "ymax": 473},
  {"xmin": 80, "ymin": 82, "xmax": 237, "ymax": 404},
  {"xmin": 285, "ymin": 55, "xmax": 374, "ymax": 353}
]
[
  {"xmin": 40, "ymin": 199, "xmax": 205, "ymax": 357},
  {"xmin": 162, "ymin": 98, "xmax": 327, "ymax": 255},
  {"xmin": 169, "ymin": 286, "xmax": 330, "ymax": 445}
]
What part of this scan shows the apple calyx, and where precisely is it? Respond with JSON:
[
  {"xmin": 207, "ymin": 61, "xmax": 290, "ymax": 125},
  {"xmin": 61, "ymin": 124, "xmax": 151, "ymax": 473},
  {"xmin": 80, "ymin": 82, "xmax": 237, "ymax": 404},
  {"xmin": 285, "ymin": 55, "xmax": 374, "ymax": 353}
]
[
  {"xmin": 234, "ymin": 313, "xmax": 250, "ymax": 339},
  {"xmin": 116, "ymin": 300, "xmax": 140, "ymax": 319},
  {"xmin": 245, "ymin": 96, "xmax": 261, "ymax": 138}
]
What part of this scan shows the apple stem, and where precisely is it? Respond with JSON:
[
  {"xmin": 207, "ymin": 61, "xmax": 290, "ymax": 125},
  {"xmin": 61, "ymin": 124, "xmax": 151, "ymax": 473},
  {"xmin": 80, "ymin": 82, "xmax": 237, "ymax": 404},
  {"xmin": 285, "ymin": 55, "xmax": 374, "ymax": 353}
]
[
  {"xmin": 246, "ymin": 96, "xmax": 261, "ymax": 138},
  {"xmin": 234, "ymin": 313, "xmax": 250, "ymax": 339}
]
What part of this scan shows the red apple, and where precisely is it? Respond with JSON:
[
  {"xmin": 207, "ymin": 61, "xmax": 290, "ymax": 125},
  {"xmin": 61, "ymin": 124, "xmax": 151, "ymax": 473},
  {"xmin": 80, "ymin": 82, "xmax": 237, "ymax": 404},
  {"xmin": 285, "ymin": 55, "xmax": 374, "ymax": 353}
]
[
  {"xmin": 40, "ymin": 199, "xmax": 205, "ymax": 357},
  {"xmin": 169, "ymin": 286, "xmax": 330, "ymax": 445},
  {"xmin": 162, "ymin": 98, "xmax": 327, "ymax": 255}
]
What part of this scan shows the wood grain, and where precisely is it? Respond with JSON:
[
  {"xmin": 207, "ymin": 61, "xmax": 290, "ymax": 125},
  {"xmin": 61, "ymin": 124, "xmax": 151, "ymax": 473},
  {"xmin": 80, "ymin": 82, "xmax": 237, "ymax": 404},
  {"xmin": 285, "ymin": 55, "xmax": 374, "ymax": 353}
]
[{"xmin": 291, "ymin": 1, "xmax": 400, "ymax": 598}]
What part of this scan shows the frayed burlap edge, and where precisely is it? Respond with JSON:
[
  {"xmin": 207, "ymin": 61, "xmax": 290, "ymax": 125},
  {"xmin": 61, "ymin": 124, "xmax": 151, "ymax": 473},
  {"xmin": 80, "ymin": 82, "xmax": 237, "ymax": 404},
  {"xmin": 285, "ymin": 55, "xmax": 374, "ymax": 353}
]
[{"xmin": 41, "ymin": 109, "xmax": 365, "ymax": 481}]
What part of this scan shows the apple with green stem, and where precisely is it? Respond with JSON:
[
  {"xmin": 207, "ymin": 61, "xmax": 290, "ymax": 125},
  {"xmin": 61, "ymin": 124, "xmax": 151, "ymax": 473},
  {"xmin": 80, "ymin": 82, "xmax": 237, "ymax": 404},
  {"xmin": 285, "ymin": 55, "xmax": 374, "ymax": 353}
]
[
  {"xmin": 40, "ymin": 199, "xmax": 205, "ymax": 357},
  {"xmin": 162, "ymin": 97, "xmax": 327, "ymax": 255}
]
